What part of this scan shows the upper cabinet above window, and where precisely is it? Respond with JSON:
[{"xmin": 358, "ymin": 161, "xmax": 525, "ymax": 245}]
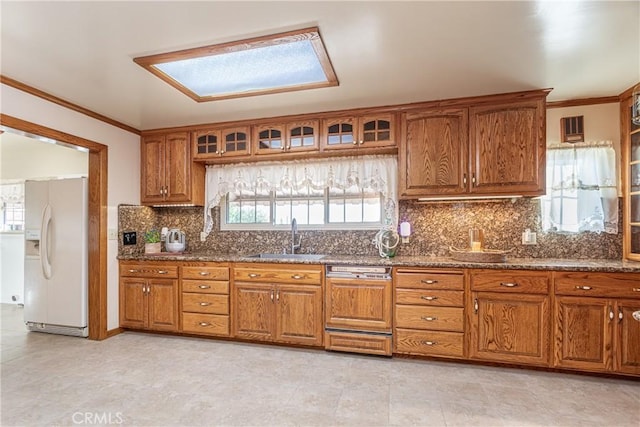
[
  {"xmin": 322, "ymin": 113, "xmax": 396, "ymax": 151},
  {"xmin": 254, "ymin": 120, "xmax": 319, "ymax": 155},
  {"xmin": 193, "ymin": 126, "xmax": 251, "ymax": 160}
]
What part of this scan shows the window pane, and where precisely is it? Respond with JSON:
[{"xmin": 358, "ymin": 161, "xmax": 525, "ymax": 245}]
[
  {"xmin": 292, "ymin": 201, "xmax": 308, "ymax": 225},
  {"xmin": 275, "ymin": 200, "xmax": 291, "ymax": 225},
  {"xmin": 345, "ymin": 199, "xmax": 363, "ymax": 222},
  {"xmin": 255, "ymin": 200, "xmax": 271, "ymax": 223},
  {"xmin": 227, "ymin": 200, "xmax": 241, "ymax": 223},
  {"xmin": 240, "ymin": 203, "xmax": 256, "ymax": 223},
  {"xmin": 309, "ymin": 200, "xmax": 324, "ymax": 224},
  {"xmin": 363, "ymin": 197, "xmax": 381, "ymax": 222},
  {"xmin": 329, "ymin": 199, "xmax": 344, "ymax": 222}
]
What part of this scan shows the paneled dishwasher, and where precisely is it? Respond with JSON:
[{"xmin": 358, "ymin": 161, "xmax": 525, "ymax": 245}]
[{"xmin": 324, "ymin": 265, "xmax": 393, "ymax": 356}]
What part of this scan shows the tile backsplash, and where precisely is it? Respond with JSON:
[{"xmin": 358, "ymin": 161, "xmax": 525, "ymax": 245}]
[{"xmin": 118, "ymin": 198, "xmax": 622, "ymax": 259}]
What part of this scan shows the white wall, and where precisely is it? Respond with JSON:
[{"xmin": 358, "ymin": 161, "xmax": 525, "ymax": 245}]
[
  {"xmin": 0, "ymin": 233, "xmax": 24, "ymax": 304},
  {"xmin": 1, "ymin": 83, "xmax": 140, "ymax": 330}
]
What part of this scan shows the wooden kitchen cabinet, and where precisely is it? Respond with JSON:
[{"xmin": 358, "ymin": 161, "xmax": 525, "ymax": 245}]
[
  {"xmin": 621, "ymin": 87, "xmax": 640, "ymax": 261},
  {"xmin": 553, "ymin": 272, "xmax": 640, "ymax": 376},
  {"xmin": 119, "ymin": 262, "xmax": 179, "ymax": 332},
  {"xmin": 399, "ymin": 90, "xmax": 548, "ymax": 198},
  {"xmin": 322, "ymin": 113, "xmax": 396, "ymax": 151},
  {"xmin": 180, "ymin": 263, "xmax": 230, "ymax": 337},
  {"xmin": 140, "ymin": 132, "xmax": 204, "ymax": 205},
  {"xmin": 394, "ymin": 268, "xmax": 465, "ymax": 358},
  {"xmin": 232, "ymin": 263, "xmax": 323, "ymax": 346},
  {"xmin": 193, "ymin": 126, "xmax": 251, "ymax": 160},
  {"xmin": 253, "ymin": 120, "xmax": 320, "ymax": 155},
  {"xmin": 469, "ymin": 270, "xmax": 551, "ymax": 366}
]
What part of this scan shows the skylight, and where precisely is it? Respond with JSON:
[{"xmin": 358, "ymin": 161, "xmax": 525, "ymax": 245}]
[{"xmin": 134, "ymin": 27, "xmax": 338, "ymax": 102}]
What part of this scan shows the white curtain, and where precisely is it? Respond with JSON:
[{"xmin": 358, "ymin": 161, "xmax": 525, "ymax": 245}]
[
  {"xmin": 541, "ymin": 143, "xmax": 618, "ymax": 234},
  {"xmin": 203, "ymin": 155, "xmax": 398, "ymax": 234}
]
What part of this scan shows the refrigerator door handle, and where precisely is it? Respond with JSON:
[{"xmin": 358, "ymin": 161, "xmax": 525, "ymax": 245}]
[{"xmin": 41, "ymin": 204, "xmax": 53, "ymax": 279}]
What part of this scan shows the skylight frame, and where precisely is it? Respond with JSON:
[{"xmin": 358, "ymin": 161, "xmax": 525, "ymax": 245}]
[{"xmin": 133, "ymin": 27, "xmax": 338, "ymax": 102}]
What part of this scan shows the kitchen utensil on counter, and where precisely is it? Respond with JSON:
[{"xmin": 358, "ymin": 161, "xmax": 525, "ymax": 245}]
[
  {"xmin": 469, "ymin": 228, "xmax": 484, "ymax": 252},
  {"xmin": 165, "ymin": 228, "xmax": 186, "ymax": 252}
]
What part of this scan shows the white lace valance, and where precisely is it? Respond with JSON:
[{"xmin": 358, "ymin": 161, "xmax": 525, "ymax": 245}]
[
  {"xmin": 203, "ymin": 155, "xmax": 398, "ymax": 233},
  {"xmin": 0, "ymin": 182, "xmax": 24, "ymax": 205}
]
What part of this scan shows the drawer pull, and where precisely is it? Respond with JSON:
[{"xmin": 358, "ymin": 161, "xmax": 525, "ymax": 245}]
[
  {"xmin": 421, "ymin": 316, "xmax": 438, "ymax": 321},
  {"xmin": 198, "ymin": 285, "xmax": 211, "ymax": 289},
  {"xmin": 248, "ymin": 273, "xmax": 261, "ymax": 278},
  {"xmin": 421, "ymin": 279, "xmax": 438, "ymax": 285},
  {"xmin": 128, "ymin": 269, "xmax": 139, "ymax": 273},
  {"xmin": 575, "ymin": 285, "xmax": 592, "ymax": 291},
  {"xmin": 199, "ymin": 272, "xmax": 210, "ymax": 276},
  {"xmin": 157, "ymin": 270, "xmax": 168, "ymax": 275},
  {"xmin": 633, "ymin": 288, "xmax": 640, "ymax": 292},
  {"xmin": 291, "ymin": 274, "xmax": 304, "ymax": 280},
  {"xmin": 199, "ymin": 302, "xmax": 211, "ymax": 306},
  {"xmin": 421, "ymin": 296, "xmax": 438, "ymax": 301},
  {"xmin": 421, "ymin": 341, "xmax": 437, "ymax": 346},
  {"xmin": 199, "ymin": 322, "xmax": 210, "ymax": 327},
  {"xmin": 500, "ymin": 282, "xmax": 518, "ymax": 288}
]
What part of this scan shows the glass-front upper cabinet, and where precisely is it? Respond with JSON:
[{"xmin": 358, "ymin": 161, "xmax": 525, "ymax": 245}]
[
  {"xmin": 623, "ymin": 86, "xmax": 640, "ymax": 260},
  {"xmin": 193, "ymin": 126, "xmax": 250, "ymax": 160},
  {"xmin": 254, "ymin": 121, "xmax": 319, "ymax": 155},
  {"xmin": 322, "ymin": 113, "xmax": 396, "ymax": 150}
]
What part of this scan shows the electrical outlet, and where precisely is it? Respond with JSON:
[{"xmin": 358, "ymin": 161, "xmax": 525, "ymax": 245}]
[
  {"xmin": 123, "ymin": 231, "xmax": 137, "ymax": 245},
  {"xmin": 200, "ymin": 232, "xmax": 207, "ymax": 242},
  {"xmin": 522, "ymin": 229, "xmax": 537, "ymax": 245},
  {"xmin": 108, "ymin": 229, "xmax": 117, "ymax": 240}
]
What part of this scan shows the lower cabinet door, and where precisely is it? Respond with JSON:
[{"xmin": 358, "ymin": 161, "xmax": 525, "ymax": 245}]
[
  {"xmin": 553, "ymin": 296, "xmax": 612, "ymax": 372},
  {"xmin": 276, "ymin": 284, "xmax": 323, "ymax": 346},
  {"xmin": 120, "ymin": 278, "xmax": 147, "ymax": 329},
  {"xmin": 148, "ymin": 279, "xmax": 179, "ymax": 332},
  {"xmin": 233, "ymin": 283, "xmax": 275, "ymax": 340},
  {"xmin": 615, "ymin": 299, "xmax": 640, "ymax": 375},
  {"xmin": 470, "ymin": 292, "xmax": 550, "ymax": 366}
]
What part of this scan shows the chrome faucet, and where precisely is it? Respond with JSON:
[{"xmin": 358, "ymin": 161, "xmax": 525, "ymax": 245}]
[{"xmin": 291, "ymin": 218, "xmax": 302, "ymax": 254}]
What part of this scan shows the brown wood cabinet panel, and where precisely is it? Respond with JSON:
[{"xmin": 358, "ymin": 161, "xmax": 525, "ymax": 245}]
[
  {"xmin": 616, "ymin": 299, "xmax": 640, "ymax": 375},
  {"xmin": 140, "ymin": 135, "xmax": 166, "ymax": 203},
  {"xmin": 233, "ymin": 283, "xmax": 274, "ymax": 340},
  {"xmin": 234, "ymin": 265, "xmax": 322, "ymax": 285},
  {"xmin": 554, "ymin": 271, "xmax": 640, "ymax": 298},
  {"xmin": 470, "ymin": 291, "xmax": 550, "ymax": 366},
  {"xmin": 399, "ymin": 109, "xmax": 468, "ymax": 197},
  {"xmin": 147, "ymin": 279, "xmax": 179, "ymax": 331},
  {"xmin": 553, "ymin": 296, "xmax": 612, "ymax": 371},
  {"xmin": 470, "ymin": 270, "xmax": 550, "ymax": 294},
  {"xmin": 182, "ymin": 313, "xmax": 229, "ymax": 336},
  {"xmin": 394, "ymin": 270, "xmax": 464, "ymax": 290},
  {"xmin": 182, "ymin": 265, "xmax": 230, "ymax": 281},
  {"xmin": 395, "ymin": 305, "xmax": 464, "ymax": 332},
  {"xmin": 395, "ymin": 289, "xmax": 463, "ymax": 307},
  {"xmin": 120, "ymin": 263, "xmax": 179, "ymax": 278},
  {"xmin": 395, "ymin": 329, "xmax": 464, "ymax": 358},
  {"xmin": 181, "ymin": 280, "xmax": 229, "ymax": 294},
  {"xmin": 276, "ymin": 284, "xmax": 323, "ymax": 346},
  {"xmin": 120, "ymin": 278, "xmax": 147, "ymax": 329},
  {"xmin": 182, "ymin": 293, "xmax": 229, "ymax": 315},
  {"xmin": 325, "ymin": 331, "xmax": 392, "ymax": 356},
  {"xmin": 325, "ymin": 277, "xmax": 392, "ymax": 332},
  {"xmin": 469, "ymin": 98, "xmax": 545, "ymax": 195},
  {"xmin": 164, "ymin": 132, "xmax": 191, "ymax": 201}
]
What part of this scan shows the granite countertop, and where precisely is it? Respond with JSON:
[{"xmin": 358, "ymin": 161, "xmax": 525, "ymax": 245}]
[{"xmin": 118, "ymin": 252, "xmax": 640, "ymax": 273}]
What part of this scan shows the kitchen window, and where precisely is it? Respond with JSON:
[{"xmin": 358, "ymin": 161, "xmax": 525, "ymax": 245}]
[
  {"xmin": 205, "ymin": 155, "xmax": 396, "ymax": 232},
  {"xmin": 541, "ymin": 142, "xmax": 618, "ymax": 234},
  {"xmin": 0, "ymin": 183, "xmax": 25, "ymax": 232}
]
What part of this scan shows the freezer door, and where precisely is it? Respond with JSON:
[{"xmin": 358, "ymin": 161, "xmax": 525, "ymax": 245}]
[{"xmin": 23, "ymin": 180, "xmax": 49, "ymax": 324}]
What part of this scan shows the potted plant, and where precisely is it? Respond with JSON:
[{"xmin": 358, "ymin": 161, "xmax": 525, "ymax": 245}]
[{"xmin": 144, "ymin": 229, "xmax": 161, "ymax": 254}]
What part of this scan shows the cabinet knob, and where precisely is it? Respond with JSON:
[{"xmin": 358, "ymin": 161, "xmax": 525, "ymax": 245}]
[
  {"xmin": 500, "ymin": 282, "xmax": 518, "ymax": 288},
  {"xmin": 199, "ymin": 322, "xmax": 210, "ymax": 327},
  {"xmin": 128, "ymin": 269, "xmax": 139, "ymax": 273},
  {"xmin": 198, "ymin": 285, "xmax": 211, "ymax": 289},
  {"xmin": 291, "ymin": 274, "xmax": 305, "ymax": 280},
  {"xmin": 199, "ymin": 302, "xmax": 210, "ymax": 306},
  {"xmin": 421, "ymin": 279, "xmax": 438, "ymax": 285},
  {"xmin": 248, "ymin": 273, "xmax": 261, "ymax": 278},
  {"xmin": 421, "ymin": 296, "xmax": 437, "ymax": 301},
  {"xmin": 632, "ymin": 288, "xmax": 640, "ymax": 292},
  {"xmin": 199, "ymin": 271, "xmax": 210, "ymax": 276},
  {"xmin": 421, "ymin": 341, "xmax": 437, "ymax": 346},
  {"xmin": 575, "ymin": 285, "xmax": 592, "ymax": 291},
  {"xmin": 280, "ymin": 146, "xmax": 286, "ymax": 151},
  {"xmin": 421, "ymin": 316, "xmax": 438, "ymax": 322},
  {"xmin": 157, "ymin": 270, "xmax": 168, "ymax": 275},
  {"xmin": 352, "ymin": 140, "xmax": 358, "ymax": 145}
]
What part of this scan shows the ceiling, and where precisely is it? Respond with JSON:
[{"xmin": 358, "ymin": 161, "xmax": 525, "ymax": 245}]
[{"xmin": 1, "ymin": 1, "xmax": 638, "ymax": 132}]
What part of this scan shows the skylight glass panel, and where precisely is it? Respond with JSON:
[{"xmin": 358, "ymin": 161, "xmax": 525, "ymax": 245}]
[{"xmin": 134, "ymin": 27, "xmax": 338, "ymax": 102}]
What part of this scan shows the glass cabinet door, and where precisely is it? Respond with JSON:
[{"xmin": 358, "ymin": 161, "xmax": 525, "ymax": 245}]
[{"xmin": 630, "ymin": 128, "xmax": 640, "ymax": 254}]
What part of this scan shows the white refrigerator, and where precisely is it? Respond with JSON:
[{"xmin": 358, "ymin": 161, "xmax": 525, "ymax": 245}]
[{"xmin": 24, "ymin": 178, "xmax": 88, "ymax": 337}]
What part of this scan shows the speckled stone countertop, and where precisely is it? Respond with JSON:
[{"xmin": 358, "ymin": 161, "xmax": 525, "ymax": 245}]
[{"xmin": 118, "ymin": 253, "xmax": 640, "ymax": 273}]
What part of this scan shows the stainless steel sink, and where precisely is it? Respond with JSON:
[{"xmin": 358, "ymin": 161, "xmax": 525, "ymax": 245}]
[{"xmin": 247, "ymin": 253, "xmax": 326, "ymax": 260}]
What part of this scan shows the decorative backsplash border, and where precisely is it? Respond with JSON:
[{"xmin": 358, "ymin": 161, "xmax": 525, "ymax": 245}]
[{"xmin": 118, "ymin": 198, "xmax": 622, "ymax": 259}]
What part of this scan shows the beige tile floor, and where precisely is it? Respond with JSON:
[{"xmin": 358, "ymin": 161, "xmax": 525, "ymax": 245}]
[{"xmin": 1, "ymin": 303, "xmax": 639, "ymax": 427}]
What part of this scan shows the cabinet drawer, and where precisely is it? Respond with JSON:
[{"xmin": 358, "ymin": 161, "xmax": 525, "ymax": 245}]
[
  {"xmin": 182, "ymin": 265, "xmax": 229, "ymax": 281},
  {"xmin": 234, "ymin": 266, "xmax": 321, "ymax": 285},
  {"xmin": 120, "ymin": 263, "xmax": 178, "ymax": 278},
  {"xmin": 325, "ymin": 331, "xmax": 392, "ymax": 356},
  {"xmin": 395, "ymin": 289, "xmax": 463, "ymax": 307},
  {"xmin": 182, "ymin": 313, "xmax": 229, "ymax": 336},
  {"xmin": 394, "ymin": 270, "xmax": 463, "ymax": 290},
  {"xmin": 182, "ymin": 293, "xmax": 229, "ymax": 315},
  {"xmin": 182, "ymin": 280, "xmax": 229, "ymax": 294},
  {"xmin": 395, "ymin": 305, "xmax": 464, "ymax": 332},
  {"xmin": 470, "ymin": 270, "xmax": 550, "ymax": 294},
  {"xmin": 555, "ymin": 272, "xmax": 640, "ymax": 299},
  {"xmin": 395, "ymin": 329, "xmax": 464, "ymax": 358}
]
